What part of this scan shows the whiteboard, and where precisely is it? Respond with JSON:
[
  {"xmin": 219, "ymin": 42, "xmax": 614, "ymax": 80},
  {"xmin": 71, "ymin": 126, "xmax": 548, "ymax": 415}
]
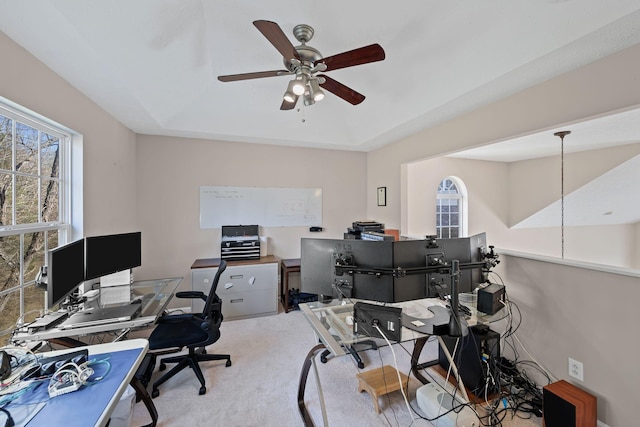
[{"xmin": 200, "ymin": 186, "xmax": 322, "ymax": 228}]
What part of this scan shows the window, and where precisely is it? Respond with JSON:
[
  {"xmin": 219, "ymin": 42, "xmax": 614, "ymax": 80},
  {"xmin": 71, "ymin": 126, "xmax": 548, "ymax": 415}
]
[
  {"xmin": 436, "ymin": 176, "xmax": 467, "ymax": 239},
  {"xmin": 0, "ymin": 99, "xmax": 72, "ymax": 343}
]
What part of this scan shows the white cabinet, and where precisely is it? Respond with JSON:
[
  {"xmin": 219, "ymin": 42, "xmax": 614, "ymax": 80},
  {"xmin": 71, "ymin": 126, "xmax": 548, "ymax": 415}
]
[{"xmin": 191, "ymin": 256, "xmax": 278, "ymax": 320}]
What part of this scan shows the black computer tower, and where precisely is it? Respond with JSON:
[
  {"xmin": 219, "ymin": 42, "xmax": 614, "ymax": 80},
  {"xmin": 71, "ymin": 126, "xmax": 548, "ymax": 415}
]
[{"xmin": 438, "ymin": 325, "xmax": 501, "ymax": 396}]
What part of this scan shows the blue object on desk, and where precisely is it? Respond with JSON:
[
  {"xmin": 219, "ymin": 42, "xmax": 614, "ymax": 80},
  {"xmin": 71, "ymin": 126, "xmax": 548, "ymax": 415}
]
[{"xmin": 7, "ymin": 348, "xmax": 142, "ymax": 427}]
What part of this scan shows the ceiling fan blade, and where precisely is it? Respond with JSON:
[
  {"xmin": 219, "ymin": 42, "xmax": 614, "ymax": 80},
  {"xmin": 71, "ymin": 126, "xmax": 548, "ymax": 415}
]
[
  {"xmin": 218, "ymin": 70, "xmax": 291, "ymax": 82},
  {"xmin": 317, "ymin": 44, "xmax": 385, "ymax": 72},
  {"xmin": 280, "ymin": 96, "xmax": 298, "ymax": 110},
  {"xmin": 253, "ymin": 20, "xmax": 300, "ymax": 61},
  {"xmin": 318, "ymin": 75, "xmax": 365, "ymax": 105}
]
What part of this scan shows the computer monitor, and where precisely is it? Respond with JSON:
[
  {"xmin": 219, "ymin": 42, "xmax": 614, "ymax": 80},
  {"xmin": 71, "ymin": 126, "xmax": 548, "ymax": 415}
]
[
  {"xmin": 301, "ymin": 238, "xmax": 394, "ymax": 302},
  {"xmin": 301, "ymin": 233, "xmax": 491, "ymax": 304},
  {"xmin": 47, "ymin": 238, "xmax": 86, "ymax": 308},
  {"xmin": 426, "ymin": 232, "xmax": 488, "ymax": 295},
  {"xmin": 85, "ymin": 232, "xmax": 142, "ymax": 280}
]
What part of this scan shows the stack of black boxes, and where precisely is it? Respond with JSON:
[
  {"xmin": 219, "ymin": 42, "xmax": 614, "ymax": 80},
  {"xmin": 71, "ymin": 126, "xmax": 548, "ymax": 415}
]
[{"xmin": 221, "ymin": 225, "xmax": 260, "ymax": 261}]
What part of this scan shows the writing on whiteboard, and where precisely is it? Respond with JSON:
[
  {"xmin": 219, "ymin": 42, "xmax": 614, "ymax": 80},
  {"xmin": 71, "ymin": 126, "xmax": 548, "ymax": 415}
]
[{"xmin": 199, "ymin": 186, "xmax": 322, "ymax": 228}]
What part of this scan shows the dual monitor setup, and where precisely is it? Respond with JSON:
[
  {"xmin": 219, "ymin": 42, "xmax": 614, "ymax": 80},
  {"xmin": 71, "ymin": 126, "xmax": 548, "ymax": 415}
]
[{"xmin": 45, "ymin": 231, "xmax": 141, "ymax": 310}]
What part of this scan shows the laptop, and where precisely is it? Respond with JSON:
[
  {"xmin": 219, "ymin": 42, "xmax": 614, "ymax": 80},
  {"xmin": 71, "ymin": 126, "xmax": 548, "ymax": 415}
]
[{"xmin": 59, "ymin": 304, "xmax": 142, "ymax": 329}]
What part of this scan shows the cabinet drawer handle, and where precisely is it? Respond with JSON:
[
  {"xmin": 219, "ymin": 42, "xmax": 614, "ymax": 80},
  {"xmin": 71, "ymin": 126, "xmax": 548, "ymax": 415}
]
[
  {"xmin": 230, "ymin": 274, "xmax": 243, "ymax": 279},
  {"xmin": 230, "ymin": 298, "xmax": 244, "ymax": 304}
]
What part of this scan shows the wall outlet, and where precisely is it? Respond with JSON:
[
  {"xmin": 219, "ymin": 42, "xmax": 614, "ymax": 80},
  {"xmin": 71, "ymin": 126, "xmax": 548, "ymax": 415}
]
[{"xmin": 568, "ymin": 357, "xmax": 584, "ymax": 381}]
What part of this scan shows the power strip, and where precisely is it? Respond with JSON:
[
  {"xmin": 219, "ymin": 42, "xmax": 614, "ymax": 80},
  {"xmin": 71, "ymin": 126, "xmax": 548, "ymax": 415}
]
[
  {"xmin": 48, "ymin": 379, "xmax": 82, "ymax": 397},
  {"xmin": 47, "ymin": 361, "xmax": 93, "ymax": 398}
]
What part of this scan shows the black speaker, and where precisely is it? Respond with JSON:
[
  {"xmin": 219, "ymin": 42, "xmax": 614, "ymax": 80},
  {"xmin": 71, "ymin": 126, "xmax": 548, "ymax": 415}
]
[
  {"xmin": 543, "ymin": 380, "xmax": 596, "ymax": 427},
  {"xmin": 477, "ymin": 283, "xmax": 505, "ymax": 314}
]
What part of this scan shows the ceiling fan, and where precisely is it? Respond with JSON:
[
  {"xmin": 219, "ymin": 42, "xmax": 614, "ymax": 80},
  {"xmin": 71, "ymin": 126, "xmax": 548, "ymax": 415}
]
[{"xmin": 217, "ymin": 20, "xmax": 385, "ymax": 110}]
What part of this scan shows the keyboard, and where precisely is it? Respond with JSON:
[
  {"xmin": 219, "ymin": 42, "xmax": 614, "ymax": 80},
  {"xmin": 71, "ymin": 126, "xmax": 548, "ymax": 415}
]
[
  {"xmin": 59, "ymin": 304, "xmax": 142, "ymax": 329},
  {"xmin": 36, "ymin": 348, "xmax": 88, "ymax": 366},
  {"xmin": 28, "ymin": 311, "xmax": 69, "ymax": 331}
]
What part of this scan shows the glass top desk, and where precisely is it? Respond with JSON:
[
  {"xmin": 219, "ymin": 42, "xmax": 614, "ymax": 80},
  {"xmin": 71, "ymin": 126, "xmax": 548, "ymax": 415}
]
[
  {"xmin": 297, "ymin": 297, "xmax": 490, "ymax": 427},
  {"xmin": 13, "ymin": 277, "xmax": 182, "ymax": 347},
  {"xmin": 300, "ymin": 295, "xmax": 493, "ymax": 357},
  {"xmin": 299, "ymin": 298, "xmax": 443, "ymax": 361}
]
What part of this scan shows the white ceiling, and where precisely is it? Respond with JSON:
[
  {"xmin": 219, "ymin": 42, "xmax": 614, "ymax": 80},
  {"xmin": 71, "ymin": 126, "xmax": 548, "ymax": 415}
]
[{"xmin": 2, "ymin": 0, "xmax": 640, "ymax": 152}]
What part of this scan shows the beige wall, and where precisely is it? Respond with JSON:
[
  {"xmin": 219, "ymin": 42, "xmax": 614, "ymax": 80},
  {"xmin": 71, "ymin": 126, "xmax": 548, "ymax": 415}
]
[
  {"xmin": 5, "ymin": 24, "xmax": 640, "ymax": 426},
  {"xmin": 368, "ymin": 43, "xmax": 640, "ymax": 232},
  {"xmin": 2, "ymin": 30, "xmax": 367, "ymax": 293},
  {"xmin": 509, "ymin": 144, "xmax": 640, "ymax": 226},
  {"xmin": 498, "ymin": 255, "xmax": 640, "ymax": 427},
  {"xmin": 369, "ymin": 42, "xmax": 640, "ymax": 427},
  {"xmin": 406, "ymin": 157, "xmax": 509, "ymax": 240},
  {"xmin": 635, "ymin": 222, "xmax": 640, "ymax": 268},
  {"xmin": 135, "ymin": 135, "xmax": 367, "ymax": 292},
  {"xmin": 406, "ymin": 144, "xmax": 640, "ymax": 268},
  {"xmin": 0, "ymin": 32, "xmax": 138, "ymax": 238}
]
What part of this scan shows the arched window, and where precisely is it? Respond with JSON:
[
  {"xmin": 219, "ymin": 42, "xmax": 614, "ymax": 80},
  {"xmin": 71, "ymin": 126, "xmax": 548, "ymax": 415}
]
[{"xmin": 436, "ymin": 176, "xmax": 467, "ymax": 238}]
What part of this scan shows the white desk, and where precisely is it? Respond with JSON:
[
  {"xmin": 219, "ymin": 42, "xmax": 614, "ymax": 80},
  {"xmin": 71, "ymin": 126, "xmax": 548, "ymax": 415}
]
[
  {"xmin": 2, "ymin": 339, "xmax": 150, "ymax": 427},
  {"xmin": 13, "ymin": 277, "xmax": 181, "ymax": 346}
]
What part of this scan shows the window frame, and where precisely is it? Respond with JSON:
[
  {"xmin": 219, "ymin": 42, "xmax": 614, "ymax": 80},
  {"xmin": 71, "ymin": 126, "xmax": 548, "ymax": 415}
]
[
  {"xmin": 436, "ymin": 176, "xmax": 468, "ymax": 239},
  {"xmin": 0, "ymin": 98, "xmax": 74, "ymax": 330}
]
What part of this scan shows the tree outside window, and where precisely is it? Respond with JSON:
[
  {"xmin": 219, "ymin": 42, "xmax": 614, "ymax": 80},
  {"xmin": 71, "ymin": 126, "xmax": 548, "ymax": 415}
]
[{"xmin": 0, "ymin": 102, "xmax": 71, "ymax": 345}]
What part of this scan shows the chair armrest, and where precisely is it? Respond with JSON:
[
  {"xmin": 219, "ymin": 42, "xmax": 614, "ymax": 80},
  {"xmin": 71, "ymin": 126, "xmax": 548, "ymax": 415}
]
[
  {"xmin": 175, "ymin": 291, "xmax": 207, "ymax": 301},
  {"xmin": 156, "ymin": 313, "xmax": 196, "ymax": 324}
]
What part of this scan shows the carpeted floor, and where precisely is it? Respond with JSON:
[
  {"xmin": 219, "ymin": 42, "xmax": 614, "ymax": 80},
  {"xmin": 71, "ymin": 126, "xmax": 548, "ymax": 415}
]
[{"xmin": 131, "ymin": 308, "xmax": 543, "ymax": 427}]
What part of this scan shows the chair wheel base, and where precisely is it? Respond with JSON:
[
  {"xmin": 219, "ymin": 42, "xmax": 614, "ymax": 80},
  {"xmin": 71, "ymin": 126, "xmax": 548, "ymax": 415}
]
[
  {"xmin": 151, "ymin": 388, "xmax": 159, "ymax": 398},
  {"xmin": 159, "ymin": 363, "xmax": 166, "ymax": 371},
  {"xmin": 199, "ymin": 386, "xmax": 206, "ymax": 395},
  {"xmin": 226, "ymin": 360, "xmax": 232, "ymax": 367}
]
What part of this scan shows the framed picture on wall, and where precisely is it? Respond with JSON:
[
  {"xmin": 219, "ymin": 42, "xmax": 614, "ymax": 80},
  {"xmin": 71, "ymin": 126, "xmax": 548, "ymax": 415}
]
[{"xmin": 377, "ymin": 187, "xmax": 386, "ymax": 206}]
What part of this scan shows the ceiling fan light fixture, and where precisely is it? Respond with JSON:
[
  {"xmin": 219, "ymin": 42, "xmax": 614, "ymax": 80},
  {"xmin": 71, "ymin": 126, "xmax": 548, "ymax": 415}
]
[
  {"xmin": 283, "ymin": 80, "xmax": 297, "ymax": 102},
  {"xmin": 218, "ymin": 21, "xmax": 386, "ymax": 111},
  {"xmin": 303, "ymin": 93, "xmax": 315, "ymax": 106},
  {"xmin": 309, "ymin": 79, "xmax": 325, "ymax": 101},
  {"xmin": 292, "ymin": 75, "xmax": 307, "ymax": 96},
  {"xmin": 283, "ymin": 91, "xmax": 296, "ymax": 103}
]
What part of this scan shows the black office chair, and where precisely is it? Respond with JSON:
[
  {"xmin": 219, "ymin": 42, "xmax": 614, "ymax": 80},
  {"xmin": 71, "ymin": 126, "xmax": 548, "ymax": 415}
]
[{"xmin": 148, "ymin": 260, "xmax": 231, "ymax": 397}]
